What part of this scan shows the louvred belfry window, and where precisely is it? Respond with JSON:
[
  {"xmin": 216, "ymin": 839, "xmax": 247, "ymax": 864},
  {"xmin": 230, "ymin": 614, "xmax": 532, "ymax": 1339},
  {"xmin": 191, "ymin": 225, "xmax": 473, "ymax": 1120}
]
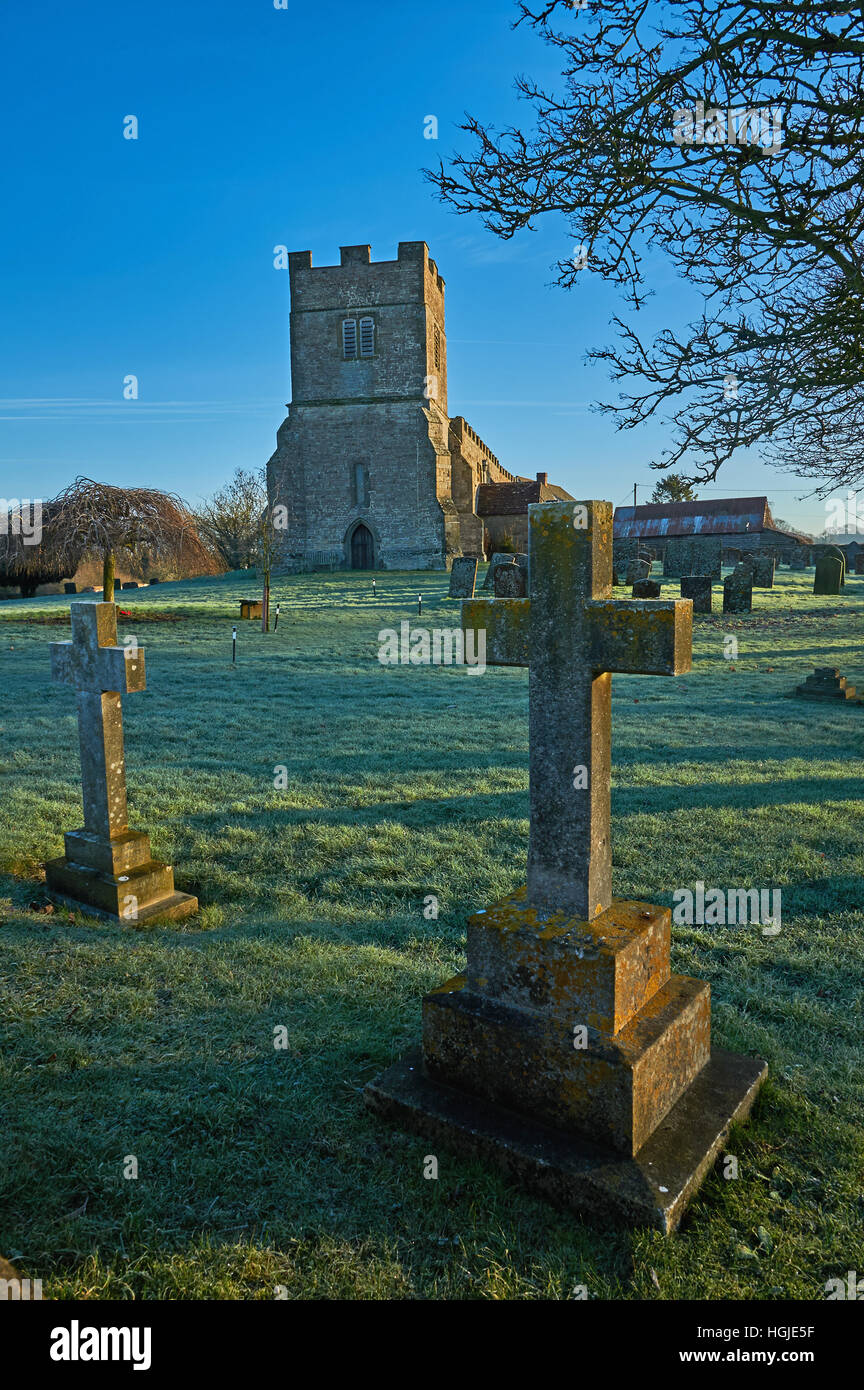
[
  {"xmin": 342, "ymin": 319, "xmax": 357, "ymax": 358},
  {"xmin": 359, "ymin": 317, "xmax": 375, "ymax": 357}
]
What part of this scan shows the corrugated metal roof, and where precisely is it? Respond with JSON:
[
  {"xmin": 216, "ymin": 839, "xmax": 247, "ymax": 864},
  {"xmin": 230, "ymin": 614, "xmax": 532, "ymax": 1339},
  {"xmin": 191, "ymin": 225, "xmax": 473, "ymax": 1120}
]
[{"xmin": 614, "ymin": 496, "xmax": 780, "ymax": 539}]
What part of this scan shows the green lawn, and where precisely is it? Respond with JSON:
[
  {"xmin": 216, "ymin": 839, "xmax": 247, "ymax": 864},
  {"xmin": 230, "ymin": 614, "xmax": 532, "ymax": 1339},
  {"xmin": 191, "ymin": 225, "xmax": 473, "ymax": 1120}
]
[{"xmin": 0, "ymin": 567, "xmax": 862, "ymax": 1299}]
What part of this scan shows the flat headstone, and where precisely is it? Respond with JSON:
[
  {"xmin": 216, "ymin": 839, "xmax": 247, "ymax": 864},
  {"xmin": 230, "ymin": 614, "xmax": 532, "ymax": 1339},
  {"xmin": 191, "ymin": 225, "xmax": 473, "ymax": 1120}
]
[
  {"xmin": 814, "ymin": 556, "xmax": 843, "ymax": 595},
  {"xmin": 723, "ymin": 572, "xmax": 752, "ymax": 612},
  {"xmin": 814, "ymin": 546, "xmax": 846, "ymax": 586},
  {"xmin": 482, "ymin": 553, "xmax": 517, "ymax": 590},
  {"xmin": 680, "ymin": 576, "xmax": 712, "ymax": 613},
  {"xmin": 121, "ymin": 581, "xmax": 141, "ymax": 590},
  {"xmin": 448, "ymin": 556, "xmax": 479, "ymax": 599},
  {"xmin": 45, "ymin": 603, "xmax": 198, "ymax": 924},
  {"xmin": 368, "ymin": 498, "xmax": 765, "ymax": 1231},
  {"xmin": 752, "ymin": 555, "xmax": 775, "ymax": 588},
  {"xmin": 633, "ymin": 578, "xmax": 661, "ymax": 598},
  {"xmin": 493, "ymin": 562, "xmax": 526, "ymax": 598},
  {"xmin": 663, "ymin": 537, "xmax": 722, "ymax": 580}
]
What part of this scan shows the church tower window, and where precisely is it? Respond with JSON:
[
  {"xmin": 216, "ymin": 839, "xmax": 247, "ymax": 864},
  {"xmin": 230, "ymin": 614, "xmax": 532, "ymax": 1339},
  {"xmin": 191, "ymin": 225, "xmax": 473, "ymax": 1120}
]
[
  {"xmin": 342, "ymin": 319, "xmax": 357, "ymax": 358},
  {"xmin": 359, "ymin": 317, "xmax": 376, "ymax": 357}
]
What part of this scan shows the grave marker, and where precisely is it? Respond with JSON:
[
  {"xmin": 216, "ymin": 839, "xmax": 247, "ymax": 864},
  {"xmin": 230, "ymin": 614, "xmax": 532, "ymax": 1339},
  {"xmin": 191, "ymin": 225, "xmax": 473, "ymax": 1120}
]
[
  {"xmin": 723, "ymin": 570, "xmax": 753, "ymax": 613},
  {"xmin": 448, "ymin": 556, "xmax": 478, "ymax": 599},
  {"xmin": 482, "ymin": 553, "xmax": 517, "ymax": 590},
  {"xmin": 681, "ymin": 576, "xmax": 712, "ymax": 613},
  {"xmin": 633, "ymin": 578, "xmax": 660, "ymax": 598},
  {"xmin": 663, "ymin": 537, "xmax": 722, "ymax": 580},
  {"xmin": 752, "ymin": 555, "xmax": 775, "ymax": 588},
  {"xmin": 367, "ymin": 500, "xmax": 765, "ymax": 1231},
  {"xmin": 792, "ymin": 667, "xmax": 862, "ymax": 704},
  {"xmin": 45, "ymin": 603, "xmax": 198, "ymax": 924},
  {"xmin": 814, "ymin": 555, "xmax": 843, "ymax": 594}
]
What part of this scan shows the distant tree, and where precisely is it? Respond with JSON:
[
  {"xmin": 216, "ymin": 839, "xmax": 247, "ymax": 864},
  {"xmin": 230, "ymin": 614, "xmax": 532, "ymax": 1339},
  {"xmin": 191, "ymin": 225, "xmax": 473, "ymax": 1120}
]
[
  {"xmin": 650, "ymin": 475, "xmax": 697, "ymax": 504},
  {"xmin": 193, "ymin": 468, "xmax": 266, "ymax": 572},
  {"xmin": 195, "ymin": 468, "xmax": 280, "ymax": 630},
  {"xmin": 47, "ymin": 478, "xmax": 217, "ymax": 597}
]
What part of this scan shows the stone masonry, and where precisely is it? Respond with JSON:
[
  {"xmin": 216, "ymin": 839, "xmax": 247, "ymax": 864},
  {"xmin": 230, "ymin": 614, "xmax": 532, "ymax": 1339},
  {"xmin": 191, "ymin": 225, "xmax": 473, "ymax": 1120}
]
[{"xmin": 265, "ymin": 243, "xmax": 566, "ymax": 572}]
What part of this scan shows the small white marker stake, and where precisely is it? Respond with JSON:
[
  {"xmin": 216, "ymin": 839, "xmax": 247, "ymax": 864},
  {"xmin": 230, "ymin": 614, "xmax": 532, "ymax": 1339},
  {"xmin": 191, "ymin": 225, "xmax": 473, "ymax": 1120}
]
[
  {"xmin": 418, "ymin": 594, "xmax": 422, "ymax": 617},
  {"xmin": 232, "ymin": 625, "xmax": 237, "ymax": 663},
  {"xmin": 274, "ymin": 604, "xmax": 281, "ymax": 632}
]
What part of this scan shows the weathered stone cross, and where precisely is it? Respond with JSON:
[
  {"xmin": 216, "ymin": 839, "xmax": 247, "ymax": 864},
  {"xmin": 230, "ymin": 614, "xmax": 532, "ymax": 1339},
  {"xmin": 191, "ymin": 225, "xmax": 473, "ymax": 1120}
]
[
  {"xmin": 46, "ymin": 602, "xmax": 197, "ymax": 923},
  {"xmin": 50, "ymin": 603, "xmax": 145, "ymax": 840},
  {"xmin": 368, "ymin": 499, "xmax": 766, "ymax": 1231},
  {"xmin": 463, "ymin": 499, "xmax": 692, "ymax": 919}
]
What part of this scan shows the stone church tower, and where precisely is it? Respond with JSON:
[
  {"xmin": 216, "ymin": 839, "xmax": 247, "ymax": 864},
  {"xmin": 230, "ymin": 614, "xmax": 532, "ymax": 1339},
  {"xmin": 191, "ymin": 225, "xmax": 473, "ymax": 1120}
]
[{"xmin": 267, "ymin": 241, "xmax": 548, "ymax": 572}]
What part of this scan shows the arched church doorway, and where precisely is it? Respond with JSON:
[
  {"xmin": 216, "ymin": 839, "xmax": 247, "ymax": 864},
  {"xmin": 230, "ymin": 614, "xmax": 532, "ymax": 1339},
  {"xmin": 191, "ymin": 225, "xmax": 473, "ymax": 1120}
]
[{"xmin": 350, "ymin": 523, "xmax": 375, "ymax": 570}]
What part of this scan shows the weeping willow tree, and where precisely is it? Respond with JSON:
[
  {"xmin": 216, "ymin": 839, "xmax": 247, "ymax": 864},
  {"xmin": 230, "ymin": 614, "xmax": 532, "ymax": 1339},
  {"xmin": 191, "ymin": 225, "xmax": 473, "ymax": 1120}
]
[
  {"xmin": 43, "ymin": 478, "xmax": 218, "ymax": 596},
  {"xmin": 0, "ymin": 499, "xmax": 78, "ymax": 597}
]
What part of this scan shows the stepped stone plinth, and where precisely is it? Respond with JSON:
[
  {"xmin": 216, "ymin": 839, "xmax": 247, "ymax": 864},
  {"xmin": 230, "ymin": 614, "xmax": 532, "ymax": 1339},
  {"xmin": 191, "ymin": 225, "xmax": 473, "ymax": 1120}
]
[{"xmin": 793, "ymin": 667, "xmax": 863, "ymax": 704}]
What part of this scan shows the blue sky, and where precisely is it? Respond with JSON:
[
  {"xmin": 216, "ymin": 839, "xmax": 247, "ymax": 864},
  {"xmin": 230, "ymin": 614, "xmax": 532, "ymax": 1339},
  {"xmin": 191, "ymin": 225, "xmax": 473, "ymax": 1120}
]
[{"xmin": 0, "ymin": 0, "xmax": 830, "ymax": 533}]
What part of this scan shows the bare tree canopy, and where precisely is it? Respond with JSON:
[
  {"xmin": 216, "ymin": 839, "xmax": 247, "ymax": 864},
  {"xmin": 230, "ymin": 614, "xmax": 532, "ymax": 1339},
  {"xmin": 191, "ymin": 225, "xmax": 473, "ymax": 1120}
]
[
  {"xmin": 193, "ymin": 468, "xmax": 267, "ymax": 572},
  {"xmin": 430, "ymin": 1, "xmax": 864, "ymax": 493}
]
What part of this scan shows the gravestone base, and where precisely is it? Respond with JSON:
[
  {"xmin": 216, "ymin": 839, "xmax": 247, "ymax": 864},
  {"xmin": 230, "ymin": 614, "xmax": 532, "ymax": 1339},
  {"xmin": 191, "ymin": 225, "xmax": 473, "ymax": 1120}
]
[
  {"xmin": 791, "ymin": 668, "xmax": 863, "ymax": 705},
  {"xmin": 46, "ymin": 828, "xmax": 197, "ymax": 924},
  {"xmin": 367, "ymin": 1046, "xmax": 766, "ymax": 1234},
  {"xmin": 368, "ymin": 890, "xmax": 766, "ymax": 1230}
]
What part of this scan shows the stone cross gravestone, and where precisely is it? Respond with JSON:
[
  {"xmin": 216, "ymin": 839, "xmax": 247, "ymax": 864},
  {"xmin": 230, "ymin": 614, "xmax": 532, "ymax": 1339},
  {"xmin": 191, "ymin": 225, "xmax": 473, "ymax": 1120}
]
[
  {"xmin": 367, "ymin": 500, "xmax": 765, "ymax": 1231},
  {"xmin": 448, "ymin": 556, "xmax": 478, "ymax": 599},
  {"xmin": 681, "ymin": 575, "xmax": 713, "ymax": 613},
  {"xmin": 45, "ymin": 603, "xmax": 198, "ymax": 924}
]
